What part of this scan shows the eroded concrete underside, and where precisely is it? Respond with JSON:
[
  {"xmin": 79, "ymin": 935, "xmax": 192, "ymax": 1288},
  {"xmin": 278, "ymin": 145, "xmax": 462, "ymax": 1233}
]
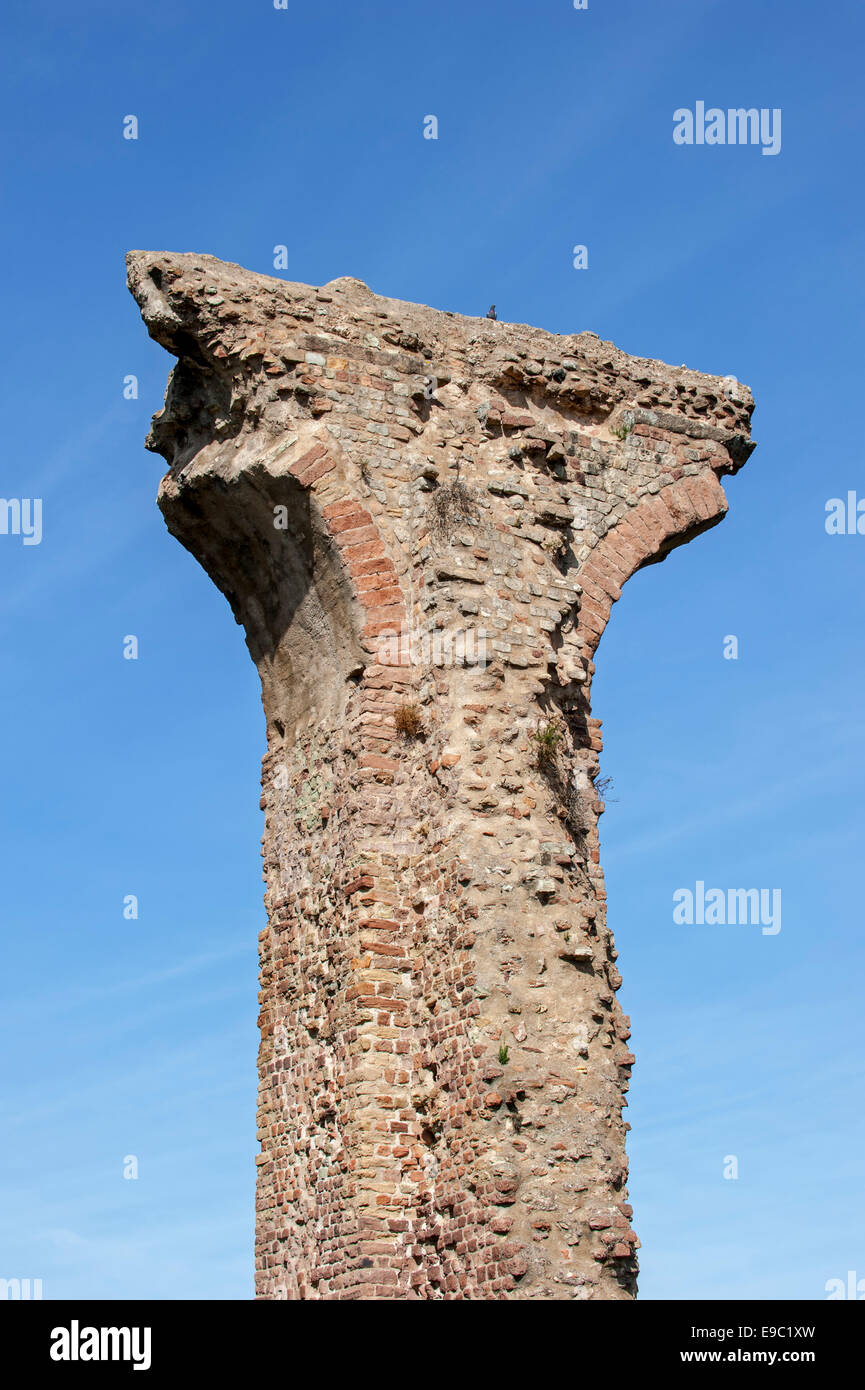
[{"xmin": 128, "ymin": 251, "xmax": 754, "ymax": 1299}]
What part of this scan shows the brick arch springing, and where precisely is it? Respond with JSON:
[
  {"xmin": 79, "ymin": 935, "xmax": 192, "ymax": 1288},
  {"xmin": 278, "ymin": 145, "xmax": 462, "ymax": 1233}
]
[{"xmin": 578, "ymin": 469, "xmax": 728, "ymax": 655}]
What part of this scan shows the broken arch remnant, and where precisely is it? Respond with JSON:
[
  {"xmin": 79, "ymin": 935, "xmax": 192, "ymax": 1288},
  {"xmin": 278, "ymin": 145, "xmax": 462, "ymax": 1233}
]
[{"xmin": 128, "ymin": 250, "xmax": 755, "ymax": 1300}]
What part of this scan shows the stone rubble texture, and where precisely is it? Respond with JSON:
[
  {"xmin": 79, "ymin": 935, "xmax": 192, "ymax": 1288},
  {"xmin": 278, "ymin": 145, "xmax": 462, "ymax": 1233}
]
[{"xmin": 128, "ymin": 250, "xmax": 755, "ymax": 1300}]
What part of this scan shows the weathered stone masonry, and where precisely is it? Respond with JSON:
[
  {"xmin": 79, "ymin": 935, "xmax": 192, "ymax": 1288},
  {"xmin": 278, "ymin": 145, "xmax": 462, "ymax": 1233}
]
[{"xmin": 128, "ymin": 251, "xmax": 755, "ymax": 1300}]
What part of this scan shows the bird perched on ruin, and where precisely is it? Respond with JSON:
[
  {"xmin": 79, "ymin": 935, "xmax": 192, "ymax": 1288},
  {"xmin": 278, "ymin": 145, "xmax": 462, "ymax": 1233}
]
[{"xmin": 486, "ymin": 304, "xmax": 497, "ymax": 320}]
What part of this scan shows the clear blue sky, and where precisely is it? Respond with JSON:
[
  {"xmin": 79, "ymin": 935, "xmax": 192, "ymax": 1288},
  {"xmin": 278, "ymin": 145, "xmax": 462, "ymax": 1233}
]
[{"xmin": 1, "ymin": 0, "xmax": 862, "ymax": 1300}]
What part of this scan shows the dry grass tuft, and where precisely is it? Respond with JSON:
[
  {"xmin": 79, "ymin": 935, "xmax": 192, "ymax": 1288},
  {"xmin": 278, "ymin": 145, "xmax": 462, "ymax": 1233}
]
[{"xmin": 394, "ymin": 702, "xmax": 424, "ymax": 739}]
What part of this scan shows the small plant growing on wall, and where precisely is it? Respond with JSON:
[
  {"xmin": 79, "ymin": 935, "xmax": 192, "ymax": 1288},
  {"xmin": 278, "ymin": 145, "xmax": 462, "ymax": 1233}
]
[
  {"xmin": 594, "ymin": 773, "xmax": 616, "ymax": 802},
  {"xmin": 565, "ymin": 779, "xmax": 592, "ymax": 834},
  {"xmin": 427, "ymin": 478, "xmax": 477, "ymax": 542},
  {"xmin": 531, "ymin": 717, "xmax": 563, "ymax": 768},
  {"xmin": 394, "ymin": 702, "xmax": 423, "ymax": 739},
  {"xmin": 498, "ymin": 1044, "xmax": 510, "ymax": 1065}
]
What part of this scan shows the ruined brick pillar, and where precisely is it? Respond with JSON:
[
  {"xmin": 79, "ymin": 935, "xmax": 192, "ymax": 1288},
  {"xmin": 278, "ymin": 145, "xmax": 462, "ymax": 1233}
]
[{"xmin": 128, "ymin": 251, "xmax": 754, "ymax": 1300}]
